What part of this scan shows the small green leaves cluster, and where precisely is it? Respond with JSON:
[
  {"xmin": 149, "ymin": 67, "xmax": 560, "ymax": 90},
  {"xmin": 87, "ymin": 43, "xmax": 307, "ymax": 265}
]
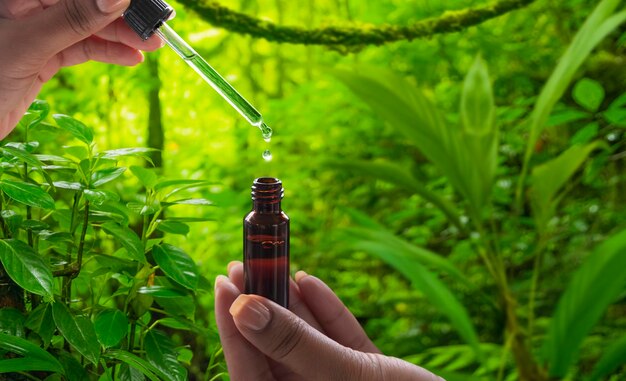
[{"xmin": 0, "ymin": 101, "xmax": 215, "ymax": 380}]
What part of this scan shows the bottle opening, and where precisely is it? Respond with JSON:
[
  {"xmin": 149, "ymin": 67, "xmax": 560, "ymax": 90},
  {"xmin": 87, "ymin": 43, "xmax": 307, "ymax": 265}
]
[{"xmin": 251, "ymin": 177, "xmax": 284, "ymax": 201}]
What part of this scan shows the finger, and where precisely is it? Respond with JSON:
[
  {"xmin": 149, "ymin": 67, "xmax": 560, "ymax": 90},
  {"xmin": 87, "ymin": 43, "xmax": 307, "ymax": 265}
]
[
  {"xmin": 22, "ymin": 0, "xmax": 131, "ymax": 57},
  {"xmin": 227, "ymin": 261, "xmax": 324, "ymax": 331},
  {"xmin": 59, "ymin": 36, "xmax": 143, "ymax": 68},
  {"xmin": 230, "ymin": 295, "xmax": 441, "ymax": 381},
  {"xmin": 296, "ymin": 271, "xmax": 380, "ymax": 354},
  {"xmin": 214, "ymin": 275, "xmax": 274, "ymax": 381},
  {"xmin": 95, "ymin": 18, "xmax": 164, "ymax": 51}
]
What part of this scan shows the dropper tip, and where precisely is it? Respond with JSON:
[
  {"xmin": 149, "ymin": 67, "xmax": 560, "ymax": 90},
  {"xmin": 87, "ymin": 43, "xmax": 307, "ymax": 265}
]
[{"xmin": 260, "ymin": 122, "xmax": 272, "ymax": 142}]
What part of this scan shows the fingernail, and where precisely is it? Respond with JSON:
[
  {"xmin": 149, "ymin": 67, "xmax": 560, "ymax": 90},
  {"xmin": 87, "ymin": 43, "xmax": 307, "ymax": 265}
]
[
  {"xmin": 295, "ymin": 270, "xmax": 308, "ymax": 282},
  {"xmin": 227, "ymin": 261, "xmax": 241, "ymax": 274},
  {"xmin": 96, "ymin": 0, "xmax": 128, "ymax": 14},
  {"xmin": 230, "ymin": 295, "xmax": 271, "ymax": 331},
  {"xmin": 215, "ymin": 275, "xmax": 228, "ymax": 290}
]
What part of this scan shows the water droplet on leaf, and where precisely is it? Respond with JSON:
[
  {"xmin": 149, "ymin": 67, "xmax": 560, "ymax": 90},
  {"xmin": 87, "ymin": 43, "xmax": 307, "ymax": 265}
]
[{"xmin": 262, "ymin": 149, "xmax": 272, "ymax": 161}]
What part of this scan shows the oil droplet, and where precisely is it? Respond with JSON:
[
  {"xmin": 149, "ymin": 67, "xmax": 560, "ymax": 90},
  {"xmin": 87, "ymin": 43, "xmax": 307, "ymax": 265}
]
[
  {"xmin": 262, "ymin": 149, "xmax": 272, "ymax": 161},
  {"xmin": 260, "ymin": 122, "xmax": 272, "ymax": 142}
]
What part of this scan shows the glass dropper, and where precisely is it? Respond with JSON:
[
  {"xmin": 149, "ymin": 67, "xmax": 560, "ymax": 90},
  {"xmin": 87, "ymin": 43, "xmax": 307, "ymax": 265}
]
[{"xmin": 123, "ymin": 0, "xmax": 272, "ymax": 140}]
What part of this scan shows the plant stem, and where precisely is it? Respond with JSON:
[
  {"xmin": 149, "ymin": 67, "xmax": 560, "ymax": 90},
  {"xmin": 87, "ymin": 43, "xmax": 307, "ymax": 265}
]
[
  {"xmin": 74, "ymin": 200, "xmax": 90, "ymax": 277},
  {"xmin": 128, "ymin": 321, "xmax": 137, "ymax": 353},
  {"xmin": 527, "ymin": 236, "xmax": 548, "ymax": 339}
]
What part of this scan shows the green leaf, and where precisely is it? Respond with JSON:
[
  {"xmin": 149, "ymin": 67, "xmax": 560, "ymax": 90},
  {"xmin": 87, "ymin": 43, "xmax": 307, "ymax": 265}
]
[
  {"xmin": 156, "ymin": 220, "xmax": 190, "ymax": 236},
  {"xmin": 573, "ymin": 78, "xmax": 605, "ymax": 112},
  {"xmin": 101, "ymin": 222, "xmax": 146, "ymax": 263},
  {"xmin": 602, "ymin": 107, "xmax": 626, "ymax": 127},
  {"xmin": 144, "ymin": 330, "xmax": 187, "ymax": 381},
  {"xmin": 154, "ymin": 295, "xmax": 195, "ymax": 318},
  {"xmin": 530, "ymin": 142, "xmax": 603, "ymax": 229},
  {"xmin": 0, "ymin": 240, "xmax": 54, "ymax": 300},
  {"xmin": 1, "ymin": 146, "xmax": 44, "ymax": 170},
  {"xmin": 101, "ymin": 147, "xmax": 158, "ymax": 160},
  {"xmin": 24, "ymin": 303, "xmax": 55, "ymax": 345},
  {"xmin": 52, "ymin": 302, "xmax": 100, "ymax": 365},
  {"xmin": 53, "ymin": 114, "xmax": 93, "ymax": 144},
  {"xmin": 0, "ymin": 179, "xmax": 55, "ymax": 209},
  {"xmin": 138, "ymin": 286, "xmax": 188, "ymax": 298},
  {"xmin": 327, "ymin": 159, "xmax": 462, "ymax": 231},
  {"xmin": 346, "ymin": 237, "xmax": 481, "ymax": 357},
  {"xmin": 587, "ymin": 335, "xmax": 626, "ymax": 381},
  {"xmin": 546, "ymin": 108, "xmax": 590, "ymax": 127},
  {"xmin": 130, "ymin": 165, "xmax": 158, "ymax": 189},
  {"xmin": 542, "ymin": 229, "xmax": 626, "ymax": 376},
  {"xmin": 152, "ymin": 244, "xmax": 198, "ymax": 290},
  {"xmin": 161, "ymin": 198, "xmax": 214, "ymax": 206},
  {"xmin": 460, "ymin": 55, "xmax": 495, "ymax": 135},
  {"xmin": 94, "ymin": 309, "xmax": 128, "ymax": 348},
  {"xmin": 569, "ymin": 122, "xmax": 599, "ymax": 145},
  {"xmin": 104, "ymin": 349, "xmax": 164, "ymax": 381},
  {"xmin": 84, "ymin": 189, "xmax": 119, "ymax": 206},
  {"xmin": 0, "ymin": 332, "xmax": 64, "ymax": 374},
  {"xmin": 53, "ymin": 181, "xmax": 83, "ymax": 191},
  {"xmin": 92, "ymin": 167, "xmax": 126, "ymax": 187}
]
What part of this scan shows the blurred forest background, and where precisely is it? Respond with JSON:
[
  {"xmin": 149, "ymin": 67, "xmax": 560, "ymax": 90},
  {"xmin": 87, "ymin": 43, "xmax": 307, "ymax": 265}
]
[{"xmin": 2, "ymin": 0, "xmax": 626, "ymax": 380}]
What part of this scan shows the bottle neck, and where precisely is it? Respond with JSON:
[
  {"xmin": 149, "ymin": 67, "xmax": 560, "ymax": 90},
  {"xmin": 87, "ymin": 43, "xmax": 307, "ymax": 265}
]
[
  {"xmin": 253, "ymin": 200, "xmax": 282, "ymax": 214},
  {"xmin": 250, "ymin": 177, "xmax": 284, "ymax": 214}
]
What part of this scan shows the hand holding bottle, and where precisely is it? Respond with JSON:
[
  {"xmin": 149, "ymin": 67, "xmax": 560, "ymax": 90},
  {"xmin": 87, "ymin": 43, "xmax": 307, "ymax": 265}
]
[
  {"xmin": 0, "ymin": 0, "xmax": 163, "ymax": 139},
  {"xmin": 215, "ymin": 261, "xmax": 444, "ymax": 381}
]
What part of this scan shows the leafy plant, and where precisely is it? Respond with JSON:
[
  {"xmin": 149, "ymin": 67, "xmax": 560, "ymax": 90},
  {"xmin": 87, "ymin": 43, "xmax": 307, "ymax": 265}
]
[{"xmin": 0, "ymin": 102, "xmax": 217, "ymax": 380}]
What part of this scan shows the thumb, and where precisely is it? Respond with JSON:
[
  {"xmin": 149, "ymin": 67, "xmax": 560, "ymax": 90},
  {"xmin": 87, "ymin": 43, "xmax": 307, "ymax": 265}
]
[
  {"xmin": 230, "ymin": 294, "xmax": 442, "ymax": 381},
  {"xmin": 24, "ymin": 0, "xmax": 130, "ymax": 56}
]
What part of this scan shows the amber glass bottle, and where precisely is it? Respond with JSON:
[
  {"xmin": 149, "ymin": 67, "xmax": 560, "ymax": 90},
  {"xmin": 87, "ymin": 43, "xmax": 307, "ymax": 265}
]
[{"xmin": 243, "ymin": 178, "xmax": 289, "ymax": 307}]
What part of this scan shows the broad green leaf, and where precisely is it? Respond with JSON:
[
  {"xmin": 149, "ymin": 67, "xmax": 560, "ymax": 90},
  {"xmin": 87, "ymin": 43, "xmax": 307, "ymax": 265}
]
[
  {"xmin": 546, "ymin": 108, "xmax": 590, "ymax": 127},
  {"xmin": 542, "ymin": 229, "xmax": 626, "ymax": 376},
  {"xmin": 573, "ymin": 78, "xmax": 605, "ymax": 112},
  {"xmin": 530, "ymin": 142, "xmax": 603, "ymax": 229},
  {"xmin": 53, "ymin": 114, "xmax": 93, "ymax": 144},
  {"xmin": 154, "ymin": 295, "xmax": 195, "ymax": 318},
  {"xmin": 161, "ymin": 198, "xmax": 214, "ymax": 206},
  {"xmin": 29, "ymin": 99, "xmax": 50, "ymax": 120},
  {"xmin": 52, "ymin": 302, "xmax": 100, "ymax": 365},
  {"xmin": 156, "ymin": 220, "xmax": 190, "ymax": 236},
  {"xmin": 94, "ymin": 309, "xmax": 128, "ymax": 348},
  {"xmin": 344, "ymin": 226, "xmax": 470, "ymax": 287},
  {"xmin": 587, "ymin": 335, "xmax": 626, "ymax": 381},
  {"xmin": 0, "ymin": 240, "xmax": 54, "ymax": 300},
  {"xmin": 1, "ymin": 146, "xmax": 44, "ymax": 170},
  {"xmin": 138, "ymin": 286, "xmax": 188, "ymax": 298},
  {"xmin": 0, "ymin": 179, "xmax": 55, "ymax": 209},
  {"xmin": 602, "ymin": 107, "xmax": 626, "ymax": 126},
  {"xmin": 152, "ymin": 244, "xmax": 198, "ymax": 290},
  {"xmin": 104, "ymin": 349, "xmax": 164, "ymax": 381},
  {"xmin": 130, "ymin": 165, "xmax": 158, "ymax": 189},
  {"xmin": 53, "ymin": 181, "xmax": 83, "ymax": 191},
  {"xmin": 24, "ymin": 303, "xmax": 55, "ymax": 345},
  {"xmin": 35, "ymin": 154, "xmax": 71, "ymax": 163},
  {"xmin": 0, "ymin": 332, "xmax": 64, "ymax": 374},
  {"xmin": 460, "ymin": 55, "xmax": 495, "ymax": 135},
  {"xmin": 144, "ymin": 330, "xmax": 187, "ymax": 381},
  {"xmin": 92, "ymin": 167, "xmax": 126, "ymax": 187},
  {"xmin": 518, "ymin": 0, "xmax": 626, "ymax": 202},
  {"xmin": 85, "ymin": 189, "xmax": 120, "ymax": 206},
  {"xmin": 327, "ymin": 159, "xmax": 462, "ymax": 230},
  {"xmin": 0, "ymin": 308, "xmax": 25, "ymax": 337},
  {"xmin": 101, "ymin": 222, "xmax": 146, "ymax": 263},
  {"xmin": 346, "ymin": 237, "xmax": 481, "ymax": 356},
  {"xmin": 101, "ymin": 147, "xmax": 158, "ymax": 159}
]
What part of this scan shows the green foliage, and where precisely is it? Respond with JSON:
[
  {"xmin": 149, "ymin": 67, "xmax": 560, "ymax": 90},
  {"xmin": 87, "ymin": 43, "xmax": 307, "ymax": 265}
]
[{"xmin": 0, "ymin": 108, "xmax": 214, "ymax": 380}]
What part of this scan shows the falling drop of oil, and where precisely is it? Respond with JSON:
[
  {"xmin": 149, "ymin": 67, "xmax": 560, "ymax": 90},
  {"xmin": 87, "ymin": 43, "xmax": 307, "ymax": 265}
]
[
  {"xmin": 262, "ymin": 149, "xmax": 272, "ymax": 161},
  {"xmin": 260, "ymin": 122, "xmax": 272, "ymax": 142}
]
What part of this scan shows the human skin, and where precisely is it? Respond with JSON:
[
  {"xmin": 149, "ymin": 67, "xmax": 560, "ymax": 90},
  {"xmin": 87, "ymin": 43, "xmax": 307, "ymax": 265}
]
[
  {"xmin": 215, "ymin": 261, "xmax": 444, "ymax": 381},
  {"xmin": 0, "ymin": 0, "xmax": 163, "ymax": 138}
]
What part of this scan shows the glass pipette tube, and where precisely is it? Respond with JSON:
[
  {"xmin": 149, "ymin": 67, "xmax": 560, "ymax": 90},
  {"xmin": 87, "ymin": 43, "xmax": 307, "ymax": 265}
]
[{"xmin": 155, "ymin": 23, "xmax": 272, "ymax": 139}]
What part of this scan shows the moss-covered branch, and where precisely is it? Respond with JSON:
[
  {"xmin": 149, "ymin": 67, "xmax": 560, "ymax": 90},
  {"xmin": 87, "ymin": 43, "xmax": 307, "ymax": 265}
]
[{"xmin": 176, "ymin": 0, "xmax": 536, "ymax": 47}]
